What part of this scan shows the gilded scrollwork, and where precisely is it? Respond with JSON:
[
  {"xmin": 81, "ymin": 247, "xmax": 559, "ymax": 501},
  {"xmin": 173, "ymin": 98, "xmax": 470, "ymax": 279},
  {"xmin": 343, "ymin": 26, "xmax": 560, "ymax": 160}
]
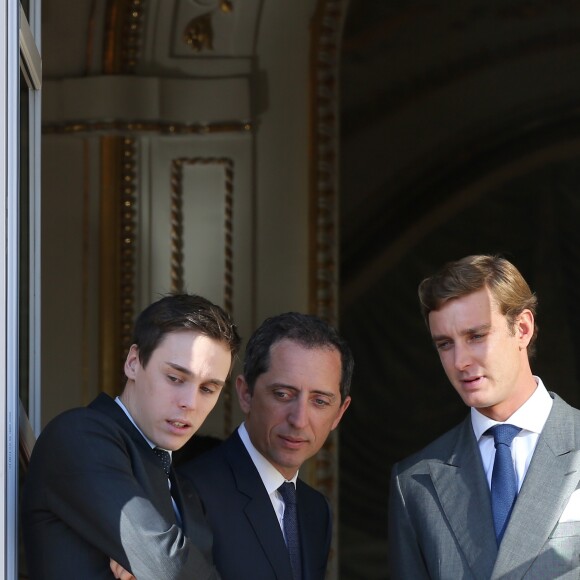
[
  {"xmin": 184, "ymin": 13, "xmax": 214, "ymax": 52},
  {"xmin": 183, "ymin": 0, "xmax": 234, "ymax": 52}
]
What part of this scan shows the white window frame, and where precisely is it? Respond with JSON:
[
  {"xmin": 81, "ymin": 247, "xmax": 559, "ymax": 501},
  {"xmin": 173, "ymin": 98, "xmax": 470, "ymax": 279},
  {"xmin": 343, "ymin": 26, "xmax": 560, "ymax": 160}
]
[{"xmin": 1, "ymin": 1, "xmax": 41, "ymax": 575}]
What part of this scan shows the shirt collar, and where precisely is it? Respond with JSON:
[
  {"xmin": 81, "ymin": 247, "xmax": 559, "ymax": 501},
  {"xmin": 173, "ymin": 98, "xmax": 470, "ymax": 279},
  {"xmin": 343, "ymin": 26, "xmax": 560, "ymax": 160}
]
[
  {"xmin": 471, "ymin": 376, "xmax": 553, "ymax": 441},
  {"xmin": 238, "ymin": 422, "xmax": 298, "ymax": 495},
  {"xmin": 115, "ymin": 396, "xmax": 172, "ymax": 456}
]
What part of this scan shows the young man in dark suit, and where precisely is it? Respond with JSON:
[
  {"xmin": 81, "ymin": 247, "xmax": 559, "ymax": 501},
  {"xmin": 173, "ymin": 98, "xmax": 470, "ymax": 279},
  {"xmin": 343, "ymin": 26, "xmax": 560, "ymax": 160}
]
[
  {"xmin": 22, "ymin": 293, "xmax": 240, "ymax": 580},
  {"xmin": 179, "ymin": 312, "xmax": 353, "ymax": 580},
  {"xmin": 389, "ymin": 255, "xmax": 580, "ymax": 579}
]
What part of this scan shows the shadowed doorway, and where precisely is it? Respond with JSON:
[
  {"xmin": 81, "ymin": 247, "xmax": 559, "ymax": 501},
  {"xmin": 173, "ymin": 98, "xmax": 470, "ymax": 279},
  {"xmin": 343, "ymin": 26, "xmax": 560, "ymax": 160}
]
[{"xmin": 337, "ymin": 2, "xmax": 580, "ymax": 578}]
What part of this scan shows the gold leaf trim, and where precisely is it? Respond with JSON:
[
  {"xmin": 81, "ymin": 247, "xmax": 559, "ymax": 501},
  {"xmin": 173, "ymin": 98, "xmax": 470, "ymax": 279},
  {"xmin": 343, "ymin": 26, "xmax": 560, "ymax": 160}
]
[{"xmin": 43, "ymin": 120, "xmax": 253, "ymax": 135}]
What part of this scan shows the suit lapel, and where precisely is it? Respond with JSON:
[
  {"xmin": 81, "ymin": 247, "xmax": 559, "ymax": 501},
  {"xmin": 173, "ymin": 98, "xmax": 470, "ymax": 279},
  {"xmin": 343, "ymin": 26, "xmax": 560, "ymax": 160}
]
[
  {"xmin": 89, "ymin": 393, "xmax": 179, "ymax": 525},
  {"xmin": 296, "ymin": 482, "xmax": 329, "ymax": 580},
  {"xmin": 225, "ymin": 434, "xmax": 294, "ymax": 580},
  {"xmin": 492, "ymin": 395, "xmax": 580, "ymax": 579},
  {"xmin": 429, "ymin": 417, "xmax": 497, "ymax": 580}
]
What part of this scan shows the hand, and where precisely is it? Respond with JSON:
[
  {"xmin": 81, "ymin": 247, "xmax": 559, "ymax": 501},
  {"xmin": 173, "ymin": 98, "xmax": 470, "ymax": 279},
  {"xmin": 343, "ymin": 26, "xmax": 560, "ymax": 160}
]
[{"xmin": 110, "ymin": 558, "xmax": 136, "ymax": 580}]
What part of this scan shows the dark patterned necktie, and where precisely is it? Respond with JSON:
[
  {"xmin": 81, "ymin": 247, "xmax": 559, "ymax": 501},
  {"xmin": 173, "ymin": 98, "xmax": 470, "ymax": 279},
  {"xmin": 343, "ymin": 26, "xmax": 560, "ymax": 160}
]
[
  {"xmin": 152, "ymin": 447, "xmax": 183, "ymax": 525},
  {"xmin": 278, "ymin": 482, "xmax": 302, "ymax": 580},
  {"xmin": 487, "ymin": 424, "xmax": 522, "ymax": 544},
  {"xmin": 153, "ymin": 447, "xmax": 171, "ymax": 477}
]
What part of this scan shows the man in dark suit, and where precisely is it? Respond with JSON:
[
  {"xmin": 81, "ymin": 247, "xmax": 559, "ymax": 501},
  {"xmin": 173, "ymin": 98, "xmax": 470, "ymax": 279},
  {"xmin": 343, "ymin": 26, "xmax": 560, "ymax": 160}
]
[
  {"xmin": 389, "ymin": 255, "xmax": 580, "ymax": 579},
  {"xmin": 179, "ymin": 312, "xmax": 353, "ymax": 580},
  {"xmin": 21, "ymin": 293, "xmax": 240, "ymax": 580}
]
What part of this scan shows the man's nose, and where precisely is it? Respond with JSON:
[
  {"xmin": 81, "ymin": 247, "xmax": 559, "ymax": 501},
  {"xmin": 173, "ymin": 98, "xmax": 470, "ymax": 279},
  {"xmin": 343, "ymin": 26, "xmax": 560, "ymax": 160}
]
[
  {"xmin": 288, "ymin": 398, "xmax": 309, "ymax": 429},
  {"xmin": 454, "ymin": 344, "xmax": 472, "ymax": 370},
  {"xmin": 179, "ymin": 386, "xmax": 198, "ymax": 409}
]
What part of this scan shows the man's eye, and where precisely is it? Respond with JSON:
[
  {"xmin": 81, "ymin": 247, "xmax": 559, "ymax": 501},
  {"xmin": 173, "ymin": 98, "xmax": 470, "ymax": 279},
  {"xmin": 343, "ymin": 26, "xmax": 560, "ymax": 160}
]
[
  {"xmin": 313, "ymin": 398, "xmax": 330, "ymax": 407},
  {"xmin": 435, "ymin": 341, "xmax": 451, "ymax": 351},
  {"xmin": 168, "ymin": 375, "xmax": 183, "ymax": 384}
]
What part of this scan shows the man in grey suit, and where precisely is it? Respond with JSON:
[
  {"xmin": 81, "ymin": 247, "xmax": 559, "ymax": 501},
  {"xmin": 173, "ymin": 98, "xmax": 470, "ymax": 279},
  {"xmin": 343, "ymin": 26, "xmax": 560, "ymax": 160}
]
[
  {"xmin": 388, "ymin": 255, "xmax": 580, "ymax": 579},
  {"xmin": 22, "ymin": 294, "xmax": 240, "ymax": 580}
]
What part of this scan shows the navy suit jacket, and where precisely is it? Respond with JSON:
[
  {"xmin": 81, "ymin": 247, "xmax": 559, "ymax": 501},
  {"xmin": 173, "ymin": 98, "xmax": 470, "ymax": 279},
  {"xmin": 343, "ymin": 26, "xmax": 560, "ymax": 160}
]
[
  {"xmin": 179, "ymin": 430, "xmax": 332, "ymax": 580},
  {"xmin": 21, "ymin": 393, "xmax": 219, "ymax": 580}
]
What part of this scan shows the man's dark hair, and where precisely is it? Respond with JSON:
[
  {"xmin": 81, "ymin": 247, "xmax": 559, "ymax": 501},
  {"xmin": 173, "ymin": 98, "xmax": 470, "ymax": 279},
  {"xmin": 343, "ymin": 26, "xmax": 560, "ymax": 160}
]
[
  {"xmin": 243, "ymin": 312, "xmax": 354, "ymax": 402},
  {"xmin": 132, "ymin": 294, "xmax": 241, "ymax": 368}
]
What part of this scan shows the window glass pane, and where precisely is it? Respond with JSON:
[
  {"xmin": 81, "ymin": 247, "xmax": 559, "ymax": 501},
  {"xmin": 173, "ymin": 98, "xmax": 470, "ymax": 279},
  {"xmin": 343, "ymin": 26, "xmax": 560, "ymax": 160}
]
[{"xmin": 19, "ymin": 67, "xmax": 30, "ymax": 414}]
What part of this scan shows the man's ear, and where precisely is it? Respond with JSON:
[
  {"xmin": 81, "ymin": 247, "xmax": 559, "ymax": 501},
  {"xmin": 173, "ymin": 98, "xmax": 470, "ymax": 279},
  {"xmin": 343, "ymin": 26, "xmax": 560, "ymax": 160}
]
[
  {"xmin": 235, "ymin": 375, "xmax": 252, "ymax": 414},
  {"xmin": 516, "ymin": 309, "xmax": 534, "ymax": 349},
  {"xmin": 331, "ymin": 396, "xmax": 352, "ymax": 430},
  {"xmin": 124, "ymin": 344, "xmax": 140, "ymax": 380}
]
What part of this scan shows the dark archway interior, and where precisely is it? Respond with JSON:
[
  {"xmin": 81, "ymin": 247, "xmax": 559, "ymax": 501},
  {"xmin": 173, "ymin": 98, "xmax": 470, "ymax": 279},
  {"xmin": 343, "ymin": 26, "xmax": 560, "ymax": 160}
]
[{"xmin": 338, "ymin": 3, "xmax": 580, "ymax": 578}]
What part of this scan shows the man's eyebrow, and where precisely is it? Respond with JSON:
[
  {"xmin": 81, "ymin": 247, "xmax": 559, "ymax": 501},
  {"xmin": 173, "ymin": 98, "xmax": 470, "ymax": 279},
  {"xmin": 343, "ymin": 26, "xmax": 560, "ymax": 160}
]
[
  {"xmin": 166, "ymin": 362, "xmax": 226, "ymax": 386},
  {"xmin": 268, "ymin": 383, "xmax": 338, "ymax": 399},
  {"xmin": 311, "ymin": 389, "xmax": 338, "ymax": 400}
]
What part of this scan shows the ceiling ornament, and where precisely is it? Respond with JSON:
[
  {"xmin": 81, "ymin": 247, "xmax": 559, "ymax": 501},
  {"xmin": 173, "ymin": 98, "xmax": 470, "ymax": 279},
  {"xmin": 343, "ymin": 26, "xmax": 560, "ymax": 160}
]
[{"xmin": 183, "ymin": 0, "xmax": 234, "ymax": 52}]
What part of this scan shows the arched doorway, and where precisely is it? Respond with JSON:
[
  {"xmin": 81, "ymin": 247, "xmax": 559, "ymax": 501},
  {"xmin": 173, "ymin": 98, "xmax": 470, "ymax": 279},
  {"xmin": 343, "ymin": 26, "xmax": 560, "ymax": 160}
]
[{"xmin": 338, "ymin": 3, "xmax": 580, "ymax": 578}]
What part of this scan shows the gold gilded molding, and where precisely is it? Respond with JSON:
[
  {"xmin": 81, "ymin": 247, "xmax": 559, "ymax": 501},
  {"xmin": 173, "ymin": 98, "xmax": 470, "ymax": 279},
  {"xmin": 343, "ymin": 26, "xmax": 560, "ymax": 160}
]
[
  {"xmin": 120, "ymin": 138, "xmax": 138, "ymax": 363},
  {"xmin": 100, "ymin": 137, "xmax": 138, "ymax": 396},
  {"xmin": 169, "ymin": 157, "xmax": 235, "ymax": 435},
  {"xmin": 309, "ymin": 0, "xmax": 345, "ymax": 329},
  {"xmin": 309, "ymin": 1, "xmax": 347, "ymax": 577},
  {"xmin": 82, "ymin": 141, "xmax": 91, "ymax": 405},
  {"xmin": 99, "ymin": 0, "xmax": 144, "ymax": 398},
  {"xmin": 43, "ymin": 120, "xmax": 253, "ymax": 135},
  {"xmin": 100, "ymin": 137, "xmax": 123, "ymax": 396},
  {"xmin": 104, "ymin": 0, "xmax": 146, "ymax": 74}
]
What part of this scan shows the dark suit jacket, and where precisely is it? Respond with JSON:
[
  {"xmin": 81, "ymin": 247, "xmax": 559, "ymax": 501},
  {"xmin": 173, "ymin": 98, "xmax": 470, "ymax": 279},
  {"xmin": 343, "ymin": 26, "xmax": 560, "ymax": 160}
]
[
  {"xmin": 388, "ymin": 392, "xmax": 580, "ymax": 579},
  {"xmin": 178, "ymin": 430, "xmax": 332, "ymax": 580},
  {"xmin": 21, "ymin": 393, "xmax": 220, "ymax": 580}
]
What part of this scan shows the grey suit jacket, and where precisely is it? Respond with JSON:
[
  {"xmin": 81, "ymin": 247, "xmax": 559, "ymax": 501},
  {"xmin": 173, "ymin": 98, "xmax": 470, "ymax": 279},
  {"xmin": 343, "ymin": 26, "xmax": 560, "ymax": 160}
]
[
  {"xmin": 178, "ymin": 431, "xmax": 332, "ymax": 580},
  {"xmin": 21, "ymin": 393, "xmax": 220, "ymax": 580},
  {"xmin": 388, "ymin": 392, "xmax": 580, "ymax": 580}
]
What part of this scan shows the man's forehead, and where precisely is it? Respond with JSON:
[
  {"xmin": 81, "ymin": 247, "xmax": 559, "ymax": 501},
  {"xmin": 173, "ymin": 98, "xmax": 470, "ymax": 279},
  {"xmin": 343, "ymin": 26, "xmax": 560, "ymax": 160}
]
[{"xmin": 428, "ymin": 288, "xmax": 501, "ymax": 328}]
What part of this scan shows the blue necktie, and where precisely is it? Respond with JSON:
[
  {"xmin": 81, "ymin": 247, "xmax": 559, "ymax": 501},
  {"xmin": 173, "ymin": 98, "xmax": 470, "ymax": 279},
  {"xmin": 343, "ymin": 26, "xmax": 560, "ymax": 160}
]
[
  {"xmin": 487, "ymin": 424, "xmax": 521, "ymax": 544},
  {"xmin": 278, "ymin": 482, "xmax": 302, "ymax": 580}
]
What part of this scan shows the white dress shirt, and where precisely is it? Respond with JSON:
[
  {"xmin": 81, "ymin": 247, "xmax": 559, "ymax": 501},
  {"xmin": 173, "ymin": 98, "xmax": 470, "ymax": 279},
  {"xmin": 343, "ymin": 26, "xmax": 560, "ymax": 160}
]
[
  {"xmin": 471, "ymin": 377, "xmax": 553, "ymax": 492},
  {"xmin": 238, "ymin": 422, "xmax": 298, "ymax": 538}
]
